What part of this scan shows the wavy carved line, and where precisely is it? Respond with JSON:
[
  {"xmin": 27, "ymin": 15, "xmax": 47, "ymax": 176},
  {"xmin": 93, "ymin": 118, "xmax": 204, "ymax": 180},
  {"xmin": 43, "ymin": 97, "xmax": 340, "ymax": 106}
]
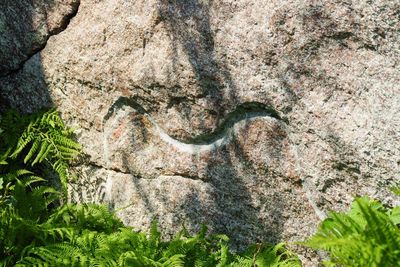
[{"xmin": 103, "ymin": 97, "xmax": 284, "ymax": 153}]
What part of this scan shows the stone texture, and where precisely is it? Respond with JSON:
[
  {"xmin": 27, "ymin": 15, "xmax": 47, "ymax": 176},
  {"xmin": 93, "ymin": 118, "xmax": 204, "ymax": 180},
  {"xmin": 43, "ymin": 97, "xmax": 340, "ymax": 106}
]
[
  {"xmin": 1, "ymin": 0, "xmax": 400, "ymax": 265},
  {"xmin": 0, "ymin": 0, "xmax": 80, "ymax": 76}
]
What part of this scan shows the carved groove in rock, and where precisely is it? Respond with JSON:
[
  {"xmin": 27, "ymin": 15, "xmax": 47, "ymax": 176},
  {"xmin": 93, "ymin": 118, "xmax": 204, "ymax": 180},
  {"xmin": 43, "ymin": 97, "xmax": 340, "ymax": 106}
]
[{"xmin": 103, "ymin": 97, "xmax": 283, "ymax": 148}]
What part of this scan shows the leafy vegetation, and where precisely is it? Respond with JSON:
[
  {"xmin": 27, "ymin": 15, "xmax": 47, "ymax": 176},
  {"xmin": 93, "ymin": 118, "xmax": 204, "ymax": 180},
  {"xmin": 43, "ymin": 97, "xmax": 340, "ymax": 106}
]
[
  {"xmin": 0, "ymin": 108, "xmax": 81, "ymax": 191},
  {"xmin": 304, "ymin": 196, "xmax": 400, "ymax": 266},
  {"xmin": 0, "ymin": 109, "xmax": 300, "ymax": 266},
  {"xmin": 4, "ymin": 108, "xmax": 399, "ymax": 266}
]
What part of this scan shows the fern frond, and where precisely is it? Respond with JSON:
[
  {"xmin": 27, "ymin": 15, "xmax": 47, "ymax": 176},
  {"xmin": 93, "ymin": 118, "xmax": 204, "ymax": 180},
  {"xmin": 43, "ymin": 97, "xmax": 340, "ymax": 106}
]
[
  {"xmin": 304, "ymin": 196, "xmax": 400, "ymax": 266},
  {"xmin": 10, "ymin": 132, "xmax": 33, "ymax": 159},
  {"xmin": 31, "ymin": 141, "xmax": 50, "ymax": 166},
  {"xmin": 24, "ymin": 139, "xmax": 40, "ymax": 164},
  {"xmin": 1, "ymin": 109, "xmax": 81, "ymax": 190}
]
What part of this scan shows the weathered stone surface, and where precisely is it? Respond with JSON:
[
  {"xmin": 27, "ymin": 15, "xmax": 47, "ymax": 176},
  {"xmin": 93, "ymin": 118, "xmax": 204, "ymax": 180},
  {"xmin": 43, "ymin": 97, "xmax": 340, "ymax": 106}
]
[
  {"xmin": 0, "ymin": 0, "xmax": 80, "ymax": 76},
  {"xmin": 1, "ymin": 0, "xmax": 400, "ymax": 264}
]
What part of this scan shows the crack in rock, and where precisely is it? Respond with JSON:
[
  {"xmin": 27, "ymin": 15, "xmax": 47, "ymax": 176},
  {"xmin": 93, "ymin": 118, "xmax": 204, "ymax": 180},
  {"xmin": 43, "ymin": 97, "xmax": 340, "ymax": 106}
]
[{"xmin": 87, "ymin": 162, "xmax": 131, "ymax": 175}]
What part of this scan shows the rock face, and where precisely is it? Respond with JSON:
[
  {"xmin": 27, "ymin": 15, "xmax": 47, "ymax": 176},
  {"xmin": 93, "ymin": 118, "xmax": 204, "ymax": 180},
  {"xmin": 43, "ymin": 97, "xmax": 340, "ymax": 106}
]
[
  {"xmin": 1, "ymin": 0, "xmax": 400, "ymax": 263},
  {"xmin": 0, "ymin": 0, "xmax": 80, "ymax": 76}
]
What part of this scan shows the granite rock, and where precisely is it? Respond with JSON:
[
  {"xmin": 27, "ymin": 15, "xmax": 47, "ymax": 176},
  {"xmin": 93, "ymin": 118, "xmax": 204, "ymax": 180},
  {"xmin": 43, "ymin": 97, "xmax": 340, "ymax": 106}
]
[
  {"xmin": 1, "ymin": 0, "xmax": 399, "ymax": 264},
  {"xmin": 0, "ymin": 0, "xmax": 79, "ymax": 76}
]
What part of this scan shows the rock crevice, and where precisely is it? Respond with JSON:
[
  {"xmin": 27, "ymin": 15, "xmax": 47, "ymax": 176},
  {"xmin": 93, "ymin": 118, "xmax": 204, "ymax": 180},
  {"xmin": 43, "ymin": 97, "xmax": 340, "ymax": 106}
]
[{"xmin": 0, "ymin": 0, "xmax": 81, "ymax": 77}]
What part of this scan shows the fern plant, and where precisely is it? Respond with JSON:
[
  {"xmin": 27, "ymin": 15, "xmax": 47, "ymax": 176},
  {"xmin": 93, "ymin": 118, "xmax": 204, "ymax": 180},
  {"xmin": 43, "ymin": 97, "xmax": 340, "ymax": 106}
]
[
  {"xmin": 0, "ymin": 169, "xmax": 61, "ymax": 265},
  {"xmin": 304, "ymin": 196, "xmax": 400, "ymax": 266},
  {"xmin": 16, "ymin": 220, "xmax": 301, "ymax": 267},
  {"xmin": 0, "ymin": 109, "xmax": 81, "ymax": 190},
  {"xmin": 0, "ymin": 108, "xmax": 81, "ymax": 265}
]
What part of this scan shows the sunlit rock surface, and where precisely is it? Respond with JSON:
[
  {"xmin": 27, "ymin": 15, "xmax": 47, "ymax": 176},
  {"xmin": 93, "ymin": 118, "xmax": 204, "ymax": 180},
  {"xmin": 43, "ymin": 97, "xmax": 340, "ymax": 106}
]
[{"xmin": 1, "ymin": 0, "xmax": 399, "ymax": 264}]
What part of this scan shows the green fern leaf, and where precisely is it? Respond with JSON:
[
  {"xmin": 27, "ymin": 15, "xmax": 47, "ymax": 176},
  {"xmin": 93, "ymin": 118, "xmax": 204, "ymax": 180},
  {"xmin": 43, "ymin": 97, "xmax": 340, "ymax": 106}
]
[{"xmin": 31, "ymin": 141, "xmax": 50, "ymax": 166}]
